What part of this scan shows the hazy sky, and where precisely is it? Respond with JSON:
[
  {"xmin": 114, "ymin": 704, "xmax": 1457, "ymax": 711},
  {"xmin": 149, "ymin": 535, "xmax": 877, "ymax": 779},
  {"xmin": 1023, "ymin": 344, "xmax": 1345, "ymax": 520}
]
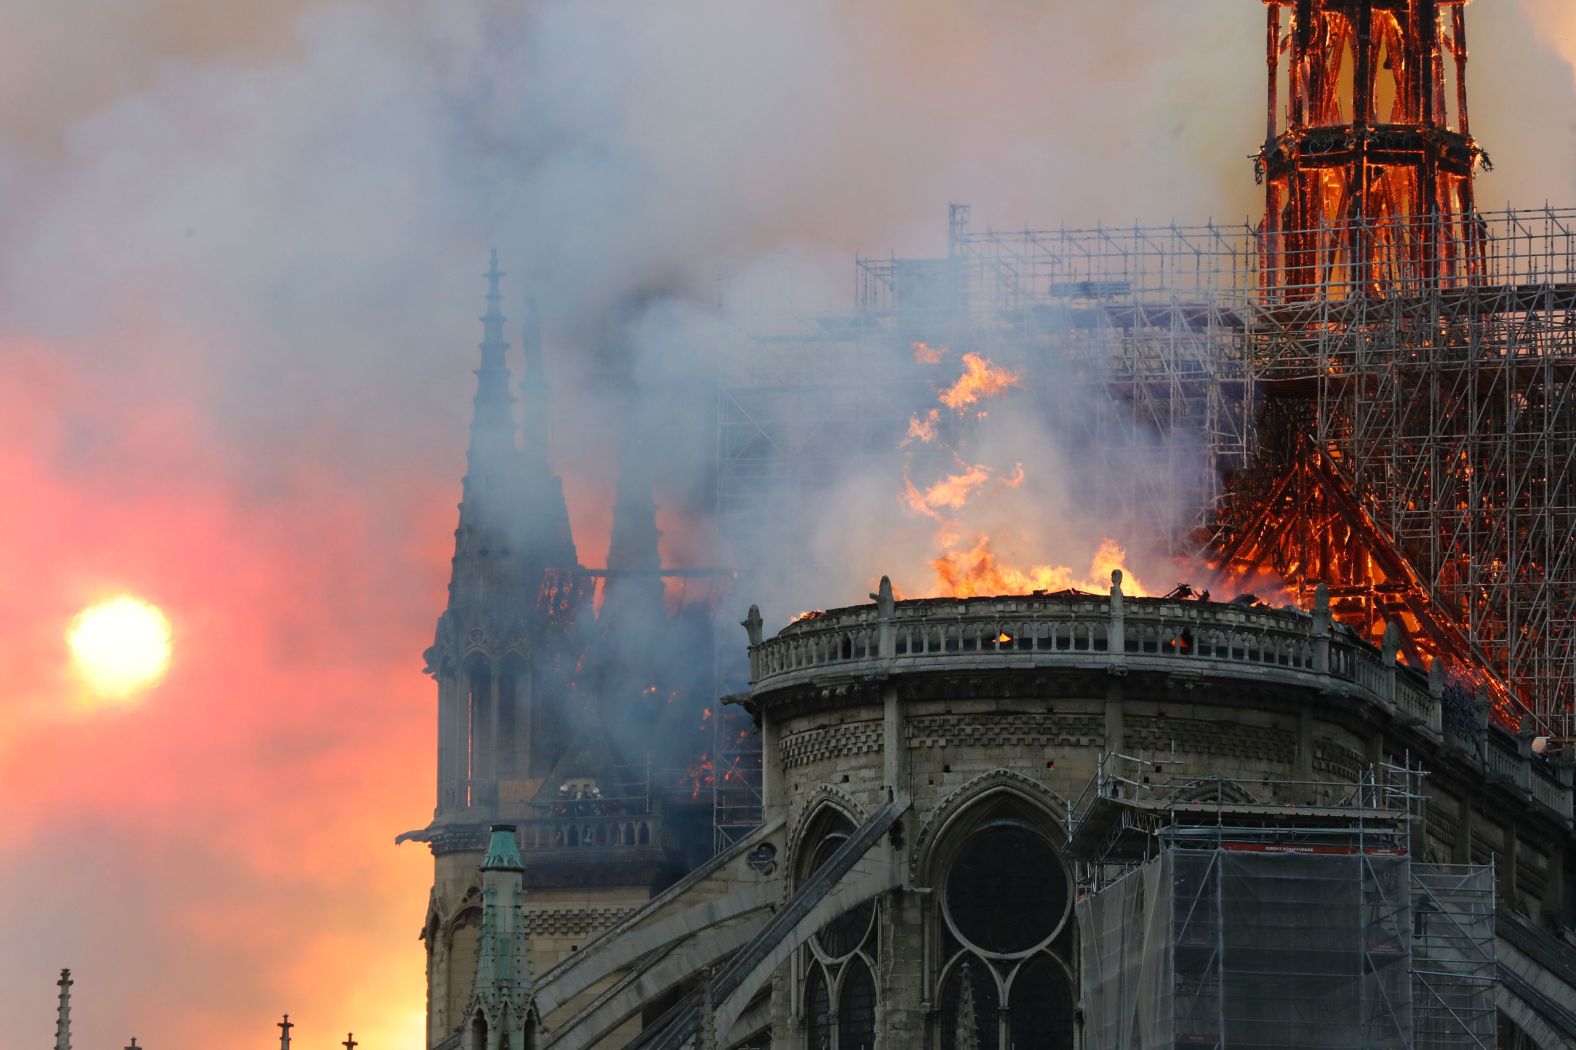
[{"xmin": 1, "ymin": 3, "xmax": 1573, "ymax": 1048}]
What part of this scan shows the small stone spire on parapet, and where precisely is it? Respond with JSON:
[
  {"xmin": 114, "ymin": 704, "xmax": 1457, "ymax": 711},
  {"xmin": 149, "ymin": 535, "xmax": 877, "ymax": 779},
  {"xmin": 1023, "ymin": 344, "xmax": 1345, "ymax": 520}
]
[
  {"xmin": 1109, "ymin": 569, "xmax": 1126, "ymax": 656},
  {"xmin": 278, "ymin": 1013, "xmax": 294, "ymax": 1050},
  {"xmin": 463, "ymin": 825, "xmax": 533, "ymax": 1050},
  {"xmin": 54, "ymin": 969, "xmax": 72, "ymax": 1050}
]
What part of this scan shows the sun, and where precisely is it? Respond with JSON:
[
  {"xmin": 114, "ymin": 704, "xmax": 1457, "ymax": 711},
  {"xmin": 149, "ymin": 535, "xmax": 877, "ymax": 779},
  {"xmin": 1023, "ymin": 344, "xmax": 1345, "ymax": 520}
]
[{"xmin": 66, "ymin": 595, "xmax": 174, "ymax": 701}]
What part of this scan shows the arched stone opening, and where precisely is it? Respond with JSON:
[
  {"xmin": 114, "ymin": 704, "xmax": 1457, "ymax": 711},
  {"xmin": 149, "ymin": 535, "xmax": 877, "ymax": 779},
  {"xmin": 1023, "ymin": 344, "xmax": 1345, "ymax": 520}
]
[{"xmin": 926, "ymin": 793, "xmax": 1076, "ymax": 1050}]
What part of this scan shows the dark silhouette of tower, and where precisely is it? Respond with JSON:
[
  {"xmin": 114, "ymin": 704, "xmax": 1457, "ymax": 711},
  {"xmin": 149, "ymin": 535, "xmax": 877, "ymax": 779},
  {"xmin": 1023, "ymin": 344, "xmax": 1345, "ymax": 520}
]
[{"xmin": 424, "ymin": 251, "xmax": 584, "ymax": 820}]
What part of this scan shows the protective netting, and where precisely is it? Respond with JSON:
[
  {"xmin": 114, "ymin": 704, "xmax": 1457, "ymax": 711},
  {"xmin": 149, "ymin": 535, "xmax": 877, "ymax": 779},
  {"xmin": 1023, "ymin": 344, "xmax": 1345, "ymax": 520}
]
[
  {"xmin": 1411, "ymin": 864, "xmax": 1497, "ymax": 1050},
  {"xmin": 1078, "ymin": 856, "xmax": 1174, "ymax": 1050},
  {"xmin": 1079, "ymin": 848, "xmax": 1485, "ymax": 1050}
]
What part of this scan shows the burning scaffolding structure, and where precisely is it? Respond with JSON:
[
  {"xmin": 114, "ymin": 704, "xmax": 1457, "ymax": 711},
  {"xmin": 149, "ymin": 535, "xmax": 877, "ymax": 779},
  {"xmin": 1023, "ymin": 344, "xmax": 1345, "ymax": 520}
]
[
  {"xmin": 717, "ymin": 200, "xmax": 1576, "ymax": 741},
  {"xmin": 710, "ymin": 0, "xmax": 1576, "ymax": 854}
]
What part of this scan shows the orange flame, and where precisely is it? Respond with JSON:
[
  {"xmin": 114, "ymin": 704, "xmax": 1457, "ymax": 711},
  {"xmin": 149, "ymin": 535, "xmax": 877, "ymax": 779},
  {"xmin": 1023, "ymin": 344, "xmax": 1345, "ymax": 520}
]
[
  {"xmin": 913, "ymin": 341, "xmax": 948, "ymax": 364},
  {"xmin": 939, "ymin": 352, "xmax": 1021, "ymax": 413},
  {"xmin": 931, "ymin": 536, "xmax": 1146, "ymax": 599},
  {"xmin": 904, "ymin": 459, "xmax": 1023, "ymax": 518},
  {"xmin": 920, "ymin": 464, "xmax": 993, "ymax": 510},
  {"xmin": 904, "ymin": 408, "xmax": 941, "ymax": 446}
]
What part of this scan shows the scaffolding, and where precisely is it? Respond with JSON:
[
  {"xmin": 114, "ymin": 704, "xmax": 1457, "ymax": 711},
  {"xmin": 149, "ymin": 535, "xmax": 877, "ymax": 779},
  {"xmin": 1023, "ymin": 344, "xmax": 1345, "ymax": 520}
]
[
  {"xmin": 1071, "ymin": 754, "xmax": 1496, "ymax": 1050},
  {"xmin": 716, "ymin": 203, "xmax": 1576, "ymax": 745}
]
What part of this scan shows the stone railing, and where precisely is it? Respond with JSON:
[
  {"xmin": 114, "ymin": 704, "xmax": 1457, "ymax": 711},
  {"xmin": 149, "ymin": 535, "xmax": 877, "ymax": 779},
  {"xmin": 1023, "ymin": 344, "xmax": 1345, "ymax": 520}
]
[
  {"xmin": 512, "ymin": 814, "xmax": 664, "ymax": 852},
  {"xmin": 743, "ymin": 575, "xmax": 1571, "ymax": 829},
  {"xmin": 1532, "ymin": 761, "xmax": 1573, "ymax": 824},
  {"xmin": 751, "ymin": 578, "xmax": 1391, "ymax": 706}
]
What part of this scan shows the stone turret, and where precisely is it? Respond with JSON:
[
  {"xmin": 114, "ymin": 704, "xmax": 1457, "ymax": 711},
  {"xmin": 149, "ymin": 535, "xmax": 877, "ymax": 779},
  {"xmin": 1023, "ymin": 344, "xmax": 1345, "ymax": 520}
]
[{"xmin": 461, "ymin": 826, "xmax": 534, "ymax": 1050}]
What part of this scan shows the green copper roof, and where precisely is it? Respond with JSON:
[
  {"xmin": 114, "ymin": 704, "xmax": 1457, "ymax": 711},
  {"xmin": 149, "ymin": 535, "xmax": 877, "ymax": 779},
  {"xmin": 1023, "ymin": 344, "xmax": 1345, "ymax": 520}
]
[{"xmin": 480, "ymin": 825, "xmax": 525, "ymax": 872}]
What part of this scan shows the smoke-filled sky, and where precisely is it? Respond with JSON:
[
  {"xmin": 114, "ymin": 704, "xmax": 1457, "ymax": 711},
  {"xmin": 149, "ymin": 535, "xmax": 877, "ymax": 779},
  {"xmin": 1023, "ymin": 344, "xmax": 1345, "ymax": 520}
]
[{"xmin": 2, "ymin": 3, "xmax": 1573, "ymax": 1047}]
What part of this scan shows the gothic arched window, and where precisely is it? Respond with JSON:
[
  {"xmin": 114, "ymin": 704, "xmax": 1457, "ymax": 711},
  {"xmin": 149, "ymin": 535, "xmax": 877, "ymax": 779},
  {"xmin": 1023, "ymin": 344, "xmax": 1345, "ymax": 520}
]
[
  {"xmin": 933, "ymin": 797, "xmax": 1076, "ymax": 1050},
  {"xmin": 798, "ymin": 808, "xmax": 879, "ymax": 1049}
]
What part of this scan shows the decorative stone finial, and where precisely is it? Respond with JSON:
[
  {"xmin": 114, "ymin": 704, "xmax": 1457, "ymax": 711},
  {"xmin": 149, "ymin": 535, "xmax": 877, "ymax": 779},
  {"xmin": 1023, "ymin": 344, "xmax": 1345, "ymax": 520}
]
[
  {"xmin": 343, "ymin": 1033, "xmax": 358, "ymax": 1050},
  {"xmin": 1381, "ymin": 621, "xmax": 1400, "ymax": 664},
  {"xmin": 1428, "ymin": 658, "xmax": 1444, "ymax": 698},
  {"xmin": 278, "ymin": 1014, "xmax": 294, "ymax": 1050},
  {"xmin": 741, "ymin": 604, "xmax": 764, "ymax": 647},
  {"xmin": 480, "ymin": 825, "xmax": 525, "ymax": 873},
  {"xmin": 1313, "ymin": 582, "xmax": 1330, "ymax": 615},
  {"xmin": 1111, "ymin": 568, "xmax": 1123, "ymax": 589},
  {"xmin": 875, "ymin": 576, "xmax": 895, "ymax": 618}
]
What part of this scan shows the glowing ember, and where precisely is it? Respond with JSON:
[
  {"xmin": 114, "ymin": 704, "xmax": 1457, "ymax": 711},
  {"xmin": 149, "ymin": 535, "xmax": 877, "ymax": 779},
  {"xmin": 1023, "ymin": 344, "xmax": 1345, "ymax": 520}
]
[
  {"xmin": 938, "ymin": 352, "xmax": 1021, "ymax": 413},
  {"xmin": 678, "ymin": 751, "xmax": 714, "ymax": 799}
]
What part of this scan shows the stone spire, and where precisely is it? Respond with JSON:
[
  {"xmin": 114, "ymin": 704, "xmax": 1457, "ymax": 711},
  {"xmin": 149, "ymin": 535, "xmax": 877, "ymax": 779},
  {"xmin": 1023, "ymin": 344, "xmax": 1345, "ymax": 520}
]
[
  {"xmin": 54, "ymin": 969, "xmax": 72, "ymax": 1050},
  {"xmin": 463, "ymin": 826, "xmax": 533, "ymax": 1050},
  {"xmin": 462, "ymin": 251, "xmax": 516, "ymax": 517},
  {"xmin": 278, "ymin": 1014, "xmax": 294, "ymax": 1050},
  {"xmin": 445, "ymin": 251, "xmax": 522, "ymax": 614},
  {"xmin": 425, "ymin": 255, "xmax": 590, "ymax": 820}
]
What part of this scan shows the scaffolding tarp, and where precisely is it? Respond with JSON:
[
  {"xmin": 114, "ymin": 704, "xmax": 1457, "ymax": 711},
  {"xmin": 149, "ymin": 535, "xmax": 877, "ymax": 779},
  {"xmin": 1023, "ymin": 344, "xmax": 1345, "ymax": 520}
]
[{"xmin": 1081, "ymin": 847, "xmax": 1417, "ymax": 1050}]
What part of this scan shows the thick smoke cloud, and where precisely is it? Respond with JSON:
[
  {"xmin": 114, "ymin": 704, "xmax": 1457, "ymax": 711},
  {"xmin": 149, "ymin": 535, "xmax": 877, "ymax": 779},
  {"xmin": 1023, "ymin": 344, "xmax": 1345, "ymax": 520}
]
[{"xmin": 1, "ymin": 2, "xmax": 1573, "ymax": 1048}]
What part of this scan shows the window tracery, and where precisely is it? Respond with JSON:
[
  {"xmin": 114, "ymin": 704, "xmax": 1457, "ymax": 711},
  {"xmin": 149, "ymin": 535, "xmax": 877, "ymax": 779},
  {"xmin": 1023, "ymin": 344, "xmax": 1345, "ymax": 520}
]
[
  {"xmin": 933, "ymin": 798, "xmax": 1076, "ymax": 1050},
  {"xmin": 797, "ymin": 808, "xmax": 879, "ymax": 1049}
]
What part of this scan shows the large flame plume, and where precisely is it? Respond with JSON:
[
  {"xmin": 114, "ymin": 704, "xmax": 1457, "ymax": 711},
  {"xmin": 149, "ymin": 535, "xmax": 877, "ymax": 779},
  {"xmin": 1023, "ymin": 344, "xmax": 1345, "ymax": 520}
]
[{"xmin": 899, "ymin": 351, "xmax": 1145, "ymax": 598}]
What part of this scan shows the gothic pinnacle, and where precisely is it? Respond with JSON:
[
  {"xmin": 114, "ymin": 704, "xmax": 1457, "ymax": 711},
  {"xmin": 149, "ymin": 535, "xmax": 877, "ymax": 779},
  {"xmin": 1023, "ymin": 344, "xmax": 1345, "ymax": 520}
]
[
  {"xmin": 461, "ymin": 250, "xmax": 518, "ymax": 519},
  {"xmin": 54, "ymin": 968, "xmax": 72, "ymax": 1050}
]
